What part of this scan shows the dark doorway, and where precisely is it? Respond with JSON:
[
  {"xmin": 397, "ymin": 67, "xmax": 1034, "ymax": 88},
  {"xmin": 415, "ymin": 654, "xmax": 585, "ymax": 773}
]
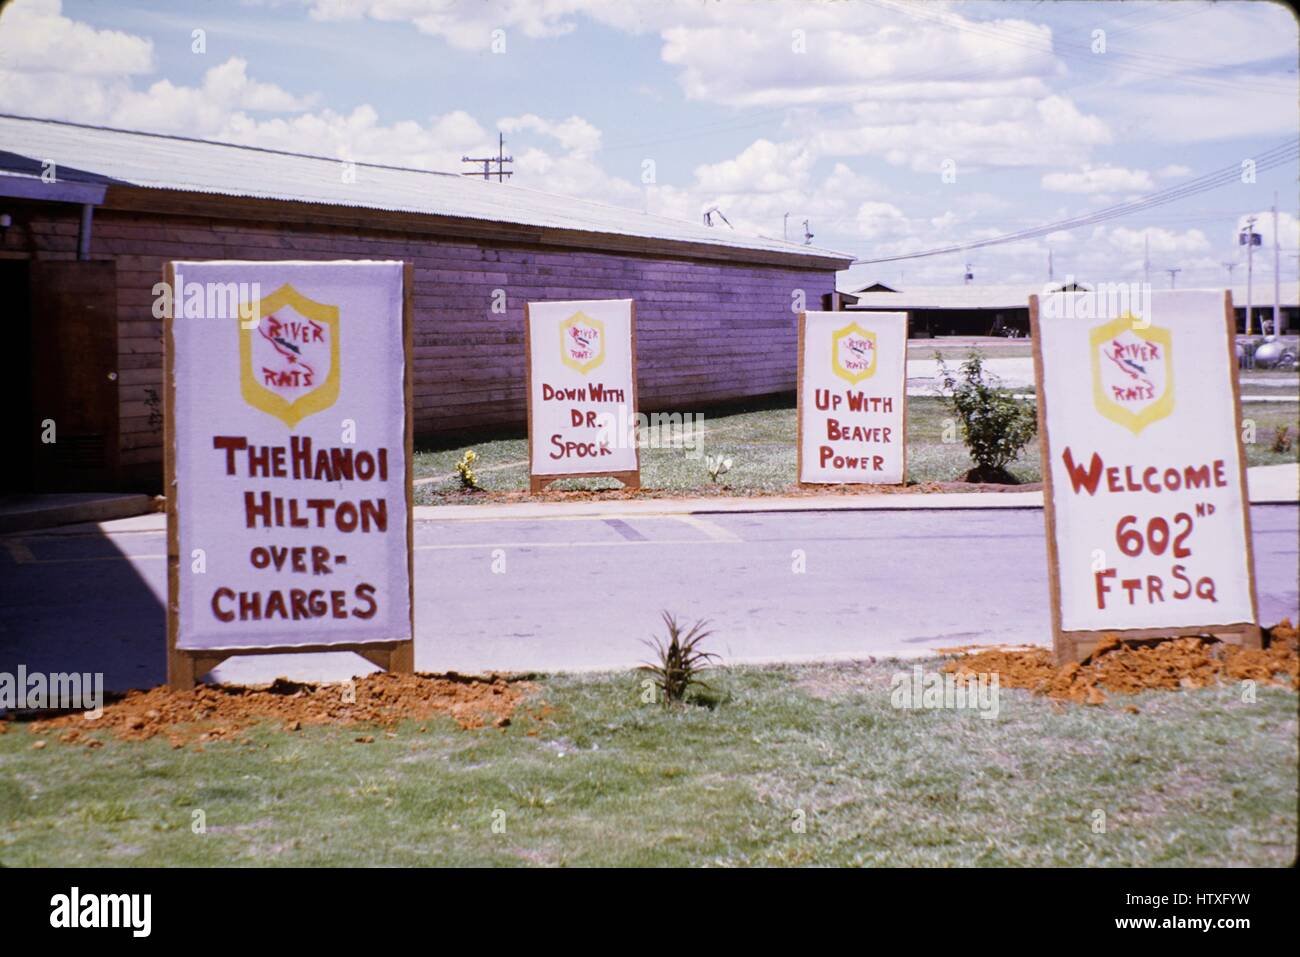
[
  {"xmin": 0, "ymin": 260, "xmax": 32, "ymax": 492},
  {"xmin": 28, "ymin": 260, "xmax": 120, "ymax": 491}
]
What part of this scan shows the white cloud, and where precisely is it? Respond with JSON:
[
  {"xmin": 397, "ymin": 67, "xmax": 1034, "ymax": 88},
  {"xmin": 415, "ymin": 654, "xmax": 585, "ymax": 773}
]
[
  {"xmin": 1108, "ymin": 225, "xmax": 1210, "ymax": 255},
  {"xmin": 105, "ymin": 59, "xmax": 317, "ymax": 136},
  {"xmin": 691, "ymin": 139, "xmax": 814, "ymax": 194},
  {"xmin": 301, "ymin": 0, "xmax": 1108, "ymax": 173},
  {"xmin": 305, "ymin": 0, "xmax": 583, "ymax": 50},
  {"xmin": 1042, "ymin": 165, "xmax": 1154, "ymax": 194},
  {"xmin": 855, "ymin": 201, "xmax": 909, "ymax": 241},
  {"xmin": 219, "ymin": 106, "xmax": 488, "ymax": 170},
  {"xmin": 0, "ymin": 0, "xmax": 153, "ymax": 76},
  {"xmin": 0, "ymin": 3, "xmax": 489, "ymax": 171},
  {"xmin": 499, "ymin": 114, "xmax": 602, "ymax": 155}
]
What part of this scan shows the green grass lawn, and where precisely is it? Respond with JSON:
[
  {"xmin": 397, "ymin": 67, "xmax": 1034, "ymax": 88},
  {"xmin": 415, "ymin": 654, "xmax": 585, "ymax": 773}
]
[
  {"xmin": 413, "ymin": 396, "xmax": 1300, "ymax": 504},
  {"xmin": 2, "ymin": 659, "xmax": 1294, "ymax": 866}
]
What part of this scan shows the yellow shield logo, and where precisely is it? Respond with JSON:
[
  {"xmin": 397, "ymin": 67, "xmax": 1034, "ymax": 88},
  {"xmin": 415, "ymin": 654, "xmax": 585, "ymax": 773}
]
[
  {"xmin": 831, "ymin": 322, "xmax": 878, "ymax": 384},
  {"xmin": 238, "ymin": 284, "xmax": 340, "ymax": 428},
  {"xmin": 1090, "ymin": 315, "xmax": 1174, "ymax": 434},
  {"xmin": 560, "ymin": 312, "xmax": 606, "ymax": 375}
]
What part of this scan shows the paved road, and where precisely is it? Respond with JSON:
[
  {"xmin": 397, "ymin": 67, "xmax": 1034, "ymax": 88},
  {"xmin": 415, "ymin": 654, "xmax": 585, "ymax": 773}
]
[{"xmin": 1, "ymin": 506, "xmax": 1296, "ymax": 690}]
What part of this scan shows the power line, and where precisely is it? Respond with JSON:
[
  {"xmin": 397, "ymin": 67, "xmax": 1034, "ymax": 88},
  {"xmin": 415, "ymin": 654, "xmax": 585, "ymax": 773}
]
[{"xmin": 852, "ymin": 139, "xmax": 1300, "ymax": 265}]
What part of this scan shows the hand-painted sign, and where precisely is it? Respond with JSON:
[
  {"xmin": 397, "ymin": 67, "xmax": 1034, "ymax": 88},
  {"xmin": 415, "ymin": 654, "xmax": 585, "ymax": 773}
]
[
  {"xmin": 525, "ymin": 299, "xmax": 639, "ymax": 491},
  {"xmin": 1031, "ymin": 289, "xmax": 1259, "ymax": 661},
  {"xmin": 798, "ymin": 311, "xmax": 907, "ymax": 484},
  {"xmin": 165, "ymin": 260, "xmax": 413, "ymax": 682}
]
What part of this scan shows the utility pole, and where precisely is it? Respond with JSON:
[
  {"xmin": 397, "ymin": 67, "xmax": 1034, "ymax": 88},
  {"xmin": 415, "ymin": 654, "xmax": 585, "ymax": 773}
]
[
  {"xmin": 1144, "ymin": 231, "xmax": 1150, "ymax": 287},
  {"xmin": 461, "ymin": 132, "xmax": 514, "ymax": 181},
  {"xmin": 1241, "ymin": 216, "xmax": 1260, "ymax": 335},
  {"xmin": 1048, "ymin": 247, "xmax": 1054, "ymax": 281},
  {"xmin": 1165, "ymin": 267, "xmax": 1180, "ymax": 289},
  {"xmin": 1223, "ymin": 261, "xmax": 1237, "ymax": 282},
  {"xmin": 802, "ymin": 219, "xmax": 814, "ymax": 245},
  {"xmin": 1272, "ymin": 191, "xmax": 1281, "ymax": 336},
  {"xmin": 783, "ymin": 212, "xmax": 790, "ymax": 241},
  {"xmin": 964, "ymin": 262, "xmax": 973, "ymax": 284}
]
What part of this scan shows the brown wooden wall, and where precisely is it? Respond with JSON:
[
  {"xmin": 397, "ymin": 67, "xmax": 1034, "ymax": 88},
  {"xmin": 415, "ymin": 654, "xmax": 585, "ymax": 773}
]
[{"xmin": 2, "ymin": 204, "xmax": 835, "ymax": 486}]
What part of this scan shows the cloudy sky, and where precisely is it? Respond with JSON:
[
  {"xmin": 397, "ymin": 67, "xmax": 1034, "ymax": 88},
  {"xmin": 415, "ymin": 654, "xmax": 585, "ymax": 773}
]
[{"xmin": 1, "ymin": 0, "xmax": 1296, "ymax": 288}]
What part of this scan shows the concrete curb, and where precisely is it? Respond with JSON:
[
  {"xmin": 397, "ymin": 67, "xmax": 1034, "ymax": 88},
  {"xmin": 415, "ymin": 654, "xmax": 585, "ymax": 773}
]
[
  {"xmin": 414, "ymin": 490, "xmax": 1047, "ymax": 522},
  {"xmin": 0, "ymin": 493, "xmax": 157, "ymax": 534}
]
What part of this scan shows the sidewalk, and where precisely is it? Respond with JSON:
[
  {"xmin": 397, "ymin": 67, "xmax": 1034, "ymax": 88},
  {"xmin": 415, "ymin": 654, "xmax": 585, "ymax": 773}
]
[{"xmin": 9, "ymin": 464, "xmax": 1295, "ymax": 535}]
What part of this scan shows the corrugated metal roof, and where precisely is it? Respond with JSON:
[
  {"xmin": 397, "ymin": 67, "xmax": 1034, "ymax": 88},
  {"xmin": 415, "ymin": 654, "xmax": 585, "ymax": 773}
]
[{"xmin": 0, "ymin": 113, "xmax": 854, "ymax": 264}]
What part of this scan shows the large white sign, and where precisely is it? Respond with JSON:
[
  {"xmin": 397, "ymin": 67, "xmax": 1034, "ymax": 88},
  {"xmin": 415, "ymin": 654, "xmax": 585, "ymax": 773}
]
[
  {"xmin": 1035, "ymin": 289, "xmax": 1256, "ymax": 633},
  {"xmin": 526, "ymin": 299, "xmax": 639, "ymax": 478},
  {"xmin": 799, "ymin": 311, "xmax": 907, "ymax": 484},
  {"xmin": 169, "ymin": 260, "xmax": 411, "ymax": 650}
]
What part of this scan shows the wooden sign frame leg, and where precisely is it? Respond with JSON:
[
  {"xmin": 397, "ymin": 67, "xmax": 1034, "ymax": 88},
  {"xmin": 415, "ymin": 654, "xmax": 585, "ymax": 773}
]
[{"xmin": 163, "ymin": 261, "xmax": 417, "ymax": 690}]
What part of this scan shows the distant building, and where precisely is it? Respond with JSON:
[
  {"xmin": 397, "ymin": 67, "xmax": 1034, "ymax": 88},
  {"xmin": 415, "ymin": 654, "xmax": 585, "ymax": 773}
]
[
  {"xmin": 1229, "ymin": 281, "xmax": 1299, "ymax": 335},
  {"xmin": 843, "ymin": 283, "xmax": 1040, "ymax": 336},
  {"xmin": 841, "ymin": 280, "xmax": 1298, "ymax": 337}
]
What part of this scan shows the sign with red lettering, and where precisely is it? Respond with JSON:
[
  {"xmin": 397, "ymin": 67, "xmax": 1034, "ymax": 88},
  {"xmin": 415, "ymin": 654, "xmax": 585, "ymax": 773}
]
[
  {"xmin": 798, "ymin": 311, "xmax": 907, "ymax": 484},
  {"xmin": 525, "ymin": 299, "xmax": 639, "ymax": 491},
  {"xmin": 1031, "ymin": 289, "xmax": 1259, "ymax": 660},
  {"xmin": 166, "ymin": 260, "xmax": 413, "ymax": 669}
]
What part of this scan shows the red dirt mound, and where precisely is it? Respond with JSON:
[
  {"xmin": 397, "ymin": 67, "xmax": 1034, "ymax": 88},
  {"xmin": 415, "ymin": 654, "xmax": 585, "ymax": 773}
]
[
  {"xmin": 29, "ymin": 671, "xmax": 532, "ymax": 747},
  {"xmin": 943, "ymin": 619, "xmax": 1298, "ymax": 705}
]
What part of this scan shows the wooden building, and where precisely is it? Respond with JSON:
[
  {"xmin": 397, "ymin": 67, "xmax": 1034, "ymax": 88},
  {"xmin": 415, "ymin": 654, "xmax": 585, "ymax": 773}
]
[{"xmin": 0, "ymin": 114, "xmax": 851, "ymax": 492}]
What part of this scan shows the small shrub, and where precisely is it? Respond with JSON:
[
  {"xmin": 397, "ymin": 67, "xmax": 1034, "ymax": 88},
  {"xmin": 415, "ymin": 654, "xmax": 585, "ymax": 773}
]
[
  {"xmin": 1272, "ymin": 426, "xmax": 1293, "ymax": 454},
  {"xmin": 937, "ymin": 352, "xmax": 1037, "ymax": 484},
  {"xmin": 455, "ymin": 449, "xmax": 480, "ymax": 490},
  {"xmin": 638, "ymin": 612, "xmax": 718, "ymax": 706}
]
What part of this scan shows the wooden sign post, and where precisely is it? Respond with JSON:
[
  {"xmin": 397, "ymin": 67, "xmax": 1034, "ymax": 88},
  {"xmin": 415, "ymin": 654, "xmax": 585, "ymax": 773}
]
[
  {"xmin": 797, "ymin": 310, "xmax": 908, "ymax": 485},
  {"xmin": 524, "ymin": 299, "xmax": 640, "ymax": 493},
  {"xmin": 164, "ymin": 260, "xmax": 415, "ymax": 688},
  {"xmin": 1030, "ymin": 289, "xmax": 1261, "ymax": 664}
]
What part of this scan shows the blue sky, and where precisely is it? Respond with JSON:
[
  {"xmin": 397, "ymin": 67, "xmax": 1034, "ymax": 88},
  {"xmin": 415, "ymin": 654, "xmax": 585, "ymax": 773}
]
[{"xmin": 2, "ymin": 0, "xmax": 1296, "ymax": 288}]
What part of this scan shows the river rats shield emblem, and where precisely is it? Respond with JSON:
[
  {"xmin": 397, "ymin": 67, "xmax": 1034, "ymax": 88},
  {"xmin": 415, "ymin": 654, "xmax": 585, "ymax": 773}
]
[
  {"xmin": 831, "ymin": 322, "xmax": 878, "ymax": 384},
  {"xmin": 560, "ymin": 311, "xmax": 606, "ymax": 375},
  {"xmin": 238, "ymin": 284, "xmax": 341, "ymax": 428},
  {"xmin": 1089, "ymin": 315, "xmax": 1173, "ymax": 435}
]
